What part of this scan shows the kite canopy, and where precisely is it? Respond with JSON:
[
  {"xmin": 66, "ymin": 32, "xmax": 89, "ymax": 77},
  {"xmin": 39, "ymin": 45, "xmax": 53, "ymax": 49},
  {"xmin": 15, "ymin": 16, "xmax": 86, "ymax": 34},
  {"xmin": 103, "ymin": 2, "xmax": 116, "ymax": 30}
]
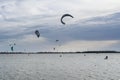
[
  {"xmin": 56, "ymin": 40, "xmax": 59, "ymax": 42},
  {"xmin": 11, "ymin": 46, "xmax": 14, "ymax": 51},
  {"xmin": 35, "ymin": 30, "xmax": 40, "ymax": 38},
  {"xmin": 9, "ymin": 43, "xmax": 16, "ymax": 51},
  {"xmin": 61, "ymin": 14, "xmax": 74, "ymax": 25}
]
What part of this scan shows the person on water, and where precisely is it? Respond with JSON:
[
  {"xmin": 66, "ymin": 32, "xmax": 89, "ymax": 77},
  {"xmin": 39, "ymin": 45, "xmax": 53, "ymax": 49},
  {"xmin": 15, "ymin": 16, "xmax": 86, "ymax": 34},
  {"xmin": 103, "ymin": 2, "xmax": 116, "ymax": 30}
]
[{"xmin": 104, "ymin": 56, "xmax": 108, "ymax": 60}]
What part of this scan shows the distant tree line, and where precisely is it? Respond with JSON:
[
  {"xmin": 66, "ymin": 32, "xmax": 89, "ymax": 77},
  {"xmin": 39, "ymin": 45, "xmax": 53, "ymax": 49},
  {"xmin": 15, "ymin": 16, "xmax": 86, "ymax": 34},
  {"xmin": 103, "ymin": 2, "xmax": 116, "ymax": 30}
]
[
  {"xmin": 0, "ymin": 51, "xmax": 120, "ymax": 54},
  {"xmin": 76, "ymin": 51, "xmax": 120, "ymax": 53}
]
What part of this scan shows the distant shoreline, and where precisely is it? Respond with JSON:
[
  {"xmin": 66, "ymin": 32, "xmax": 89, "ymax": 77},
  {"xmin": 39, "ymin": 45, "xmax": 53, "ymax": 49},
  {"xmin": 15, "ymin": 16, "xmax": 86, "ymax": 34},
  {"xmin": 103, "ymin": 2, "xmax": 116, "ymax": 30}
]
[{"xmin": 0, "ymin": 51, "xmax": 120, "ymax": 54}]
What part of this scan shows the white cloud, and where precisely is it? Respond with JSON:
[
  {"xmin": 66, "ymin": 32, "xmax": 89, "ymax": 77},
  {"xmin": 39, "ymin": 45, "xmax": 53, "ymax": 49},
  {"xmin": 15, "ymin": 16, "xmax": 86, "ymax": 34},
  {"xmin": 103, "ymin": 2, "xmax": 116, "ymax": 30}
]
[
  {"xmin": 57, "ymin": 40, "xmax": 119, "ymax": 52},
  {"xmin": 0, "ymin": 34, "xmax": 48, "ymax": 52},
  {"xmin": 18, "ymin": 35, "xmax": 46, "ymax": 44},
  {"xmin": 1, "ymin": 0, "xmax": 120, "ymax": 20},
  {"xmin": 0, "ymin": 0, "xmax": 119, "ymax": 29}
]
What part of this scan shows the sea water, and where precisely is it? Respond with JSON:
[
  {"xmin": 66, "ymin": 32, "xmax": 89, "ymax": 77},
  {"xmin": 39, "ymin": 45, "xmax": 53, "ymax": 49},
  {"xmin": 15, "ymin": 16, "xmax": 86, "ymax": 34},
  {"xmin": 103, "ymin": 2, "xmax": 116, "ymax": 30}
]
[{"xmin": 0, "ymin": 53, "xmax": 120, "ymax": 80}]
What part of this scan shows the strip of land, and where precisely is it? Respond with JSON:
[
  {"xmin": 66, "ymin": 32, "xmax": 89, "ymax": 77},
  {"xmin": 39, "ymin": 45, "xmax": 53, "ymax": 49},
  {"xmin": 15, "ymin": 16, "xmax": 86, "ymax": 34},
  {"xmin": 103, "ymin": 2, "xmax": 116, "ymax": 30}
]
[{"xmin": 0, "ymin": 51, "xmax": 120, "ymax": 54}]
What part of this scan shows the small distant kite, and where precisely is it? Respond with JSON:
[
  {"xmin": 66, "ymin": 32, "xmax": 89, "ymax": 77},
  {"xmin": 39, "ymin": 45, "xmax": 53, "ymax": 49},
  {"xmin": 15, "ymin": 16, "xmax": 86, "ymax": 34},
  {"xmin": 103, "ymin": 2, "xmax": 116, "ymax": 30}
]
[
  {"xmin": 35, "ymin": 30, "xmax": 40, "ymax": 38},
  {"xmin": 9, "ymin": 43, "xmax": 16, "ymax": 52},
  {"xmin": 56, "ymin": 40, "xmax": 59, "ymax": 42},
  {"xmin": 53, "ymin": 48, "xmax": 55, "ymax": 50},
  {"xmin": 11, "ymin": 46, "xmax": 14, "ymax": 51},
  {"xmin": 61, "ymin": 14, "xmax": 74, "ymax": 25}
]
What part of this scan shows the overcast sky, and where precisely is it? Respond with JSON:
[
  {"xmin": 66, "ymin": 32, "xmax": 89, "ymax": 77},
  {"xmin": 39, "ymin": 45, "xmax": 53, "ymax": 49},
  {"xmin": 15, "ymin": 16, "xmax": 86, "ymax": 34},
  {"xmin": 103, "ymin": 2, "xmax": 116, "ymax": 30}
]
[{"xmin": 0, "ymin": 0, "xmax": 120, "ymax": 52}]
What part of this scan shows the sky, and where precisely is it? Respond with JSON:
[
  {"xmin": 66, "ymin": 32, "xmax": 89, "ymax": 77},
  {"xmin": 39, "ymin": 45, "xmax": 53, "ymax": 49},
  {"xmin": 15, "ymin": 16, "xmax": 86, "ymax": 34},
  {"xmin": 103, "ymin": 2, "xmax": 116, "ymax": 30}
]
[{"xmin": 0, "ymin": 0, "xmax": 120, "ymax": 52}]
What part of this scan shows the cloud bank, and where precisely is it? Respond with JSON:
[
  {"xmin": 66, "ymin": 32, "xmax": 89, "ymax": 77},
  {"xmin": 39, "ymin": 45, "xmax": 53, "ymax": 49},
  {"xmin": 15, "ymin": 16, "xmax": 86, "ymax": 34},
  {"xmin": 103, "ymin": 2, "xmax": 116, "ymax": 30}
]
[{"xmin": 0, "ymin": 0, "xmax": 120, "ymax": 52}]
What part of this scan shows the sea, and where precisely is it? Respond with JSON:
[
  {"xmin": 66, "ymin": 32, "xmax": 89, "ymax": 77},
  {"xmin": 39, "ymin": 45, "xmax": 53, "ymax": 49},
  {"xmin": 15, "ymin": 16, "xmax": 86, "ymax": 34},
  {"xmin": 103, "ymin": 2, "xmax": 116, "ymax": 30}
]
[{"xmin": 0, "ymin": 53, "xmax": 120, "ymax": 80}]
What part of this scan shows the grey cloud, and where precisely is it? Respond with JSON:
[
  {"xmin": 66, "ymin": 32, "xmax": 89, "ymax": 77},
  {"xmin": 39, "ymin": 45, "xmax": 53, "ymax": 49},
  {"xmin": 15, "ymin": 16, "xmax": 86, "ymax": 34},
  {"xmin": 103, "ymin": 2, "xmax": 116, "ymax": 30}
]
[
  {"xmin": 38, "ymin": 12, "xmax": 120, "ymax": 42},
  {"xmin": 82, "ymin": 12, "xmax": 120, "ymax": 24},
  {"xmin": 0, "ymin": 11, "xmax": 120, "ymax": 49}
]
